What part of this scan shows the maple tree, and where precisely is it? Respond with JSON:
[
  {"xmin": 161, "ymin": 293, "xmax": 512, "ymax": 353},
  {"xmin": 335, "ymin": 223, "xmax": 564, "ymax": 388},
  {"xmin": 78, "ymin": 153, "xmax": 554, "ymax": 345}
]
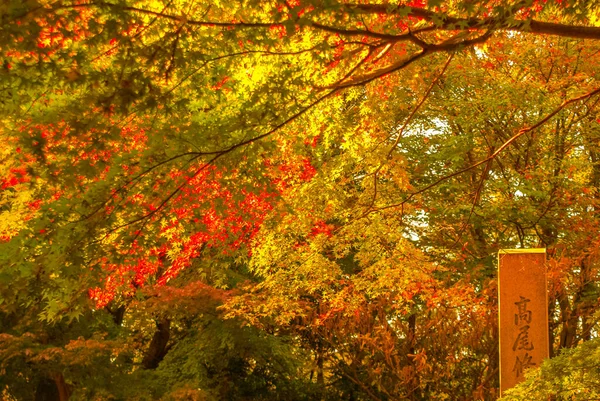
[{"xmin": 2, "ymin": 0, "xmax": 600, "ymax": 400}]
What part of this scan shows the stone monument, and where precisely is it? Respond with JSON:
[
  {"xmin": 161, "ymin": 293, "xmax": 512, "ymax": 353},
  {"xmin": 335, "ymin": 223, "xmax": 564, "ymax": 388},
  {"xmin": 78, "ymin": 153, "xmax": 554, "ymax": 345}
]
[{"xmin": 498, "ymin": 249, "xmax": 549, "ymax": 395}]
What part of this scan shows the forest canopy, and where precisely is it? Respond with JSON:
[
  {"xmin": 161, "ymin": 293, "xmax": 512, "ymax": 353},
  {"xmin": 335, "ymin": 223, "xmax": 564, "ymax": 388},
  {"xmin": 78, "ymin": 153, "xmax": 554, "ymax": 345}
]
[{"xmin": 2, "ymin": 0, "xmax": 600, "ymax": 400}]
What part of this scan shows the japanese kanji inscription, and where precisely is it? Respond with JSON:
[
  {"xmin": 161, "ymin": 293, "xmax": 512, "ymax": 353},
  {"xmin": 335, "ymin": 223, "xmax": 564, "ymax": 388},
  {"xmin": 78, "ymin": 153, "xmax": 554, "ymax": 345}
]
[{"xmin": 498, "ymin": 249, "xmax": 548, "ymax": 396}]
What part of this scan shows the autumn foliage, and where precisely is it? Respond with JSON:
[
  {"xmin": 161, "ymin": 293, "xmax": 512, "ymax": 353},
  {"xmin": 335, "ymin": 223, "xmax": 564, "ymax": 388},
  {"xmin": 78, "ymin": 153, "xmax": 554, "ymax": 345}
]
[{"xmin": 2, "ymin": 0, "xmax": 600, "ymax": 400}]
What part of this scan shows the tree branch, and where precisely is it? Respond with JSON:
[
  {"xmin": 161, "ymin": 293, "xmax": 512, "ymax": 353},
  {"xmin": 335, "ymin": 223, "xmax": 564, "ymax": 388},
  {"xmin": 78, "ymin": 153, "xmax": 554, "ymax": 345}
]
[
  {"xmin": 343, "ymin": 4, "xmax": 600, "ymax": 40},
  {"xmin": 374, "ymin": 86, "xmax": 600, "ymax": 213},
  {"xmin": 106, "ymin": 88, "xmax": 340, "ymax": 234}
]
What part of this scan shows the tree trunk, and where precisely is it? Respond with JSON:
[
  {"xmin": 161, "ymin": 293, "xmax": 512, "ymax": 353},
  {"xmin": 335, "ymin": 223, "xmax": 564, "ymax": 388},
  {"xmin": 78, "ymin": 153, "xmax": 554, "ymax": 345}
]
[
  {"xmin": 142, "ymin": 317, "xmax": 171, "ymax": 369},
  {"xmin": 35, "ymin": 373, "xmax": 71, "ymax": 401},
  {"xmin": 53, "ymin": 373, "xmax": 71, "ymax": 401},
  {"xmin": 407, "ymin": 313, "xmax": 421, "ymax": 401},
  {"xmin": 35, "ymin": 377, "xmax": 59, "ymax": 401}
]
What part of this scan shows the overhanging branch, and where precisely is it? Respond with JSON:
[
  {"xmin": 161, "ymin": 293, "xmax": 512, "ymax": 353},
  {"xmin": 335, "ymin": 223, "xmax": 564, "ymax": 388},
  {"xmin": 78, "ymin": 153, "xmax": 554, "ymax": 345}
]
[{"xmin": 343, "ymin": 3, "xmax": 600, "ymax": 40}]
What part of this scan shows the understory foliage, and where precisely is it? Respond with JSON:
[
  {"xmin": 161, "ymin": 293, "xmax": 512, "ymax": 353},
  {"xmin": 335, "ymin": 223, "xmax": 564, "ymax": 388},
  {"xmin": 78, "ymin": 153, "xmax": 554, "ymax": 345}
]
[
  {"xmin": 501, "ymin": 336, "xmax": 600, "ymax": 400},
  {"xmin": 2, "ymin": 0, "xmax": 600, "ymax": 400}
]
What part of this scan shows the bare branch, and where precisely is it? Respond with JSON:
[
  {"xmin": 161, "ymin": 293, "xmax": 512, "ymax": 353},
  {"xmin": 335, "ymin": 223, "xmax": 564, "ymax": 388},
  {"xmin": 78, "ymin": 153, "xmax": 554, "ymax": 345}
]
[
  {"xmin": 328, "ymin": 30, "xmax": 491, "ymax": 89},
  {"xmin": 328, "ymin": 49, "xmax": 427, "ymax": 89}
]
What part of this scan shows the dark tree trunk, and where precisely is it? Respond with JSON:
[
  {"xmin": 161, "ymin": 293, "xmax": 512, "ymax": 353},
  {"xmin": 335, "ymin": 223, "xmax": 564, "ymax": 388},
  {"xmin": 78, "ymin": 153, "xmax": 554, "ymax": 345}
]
[
  {"xmin": 142, "ymin": 317, "xmax": 171, "ymax": 369},
  {"xmin": 407, "ymin": 313, "xmax": 421, "ymax": 401},
  {"xmin": 53, "ymin": 373, "xmax": 72, "ymax": 401},
  {"xmin": 35, "ymin": 374, "xmax": 71, "ymax": 401},
  {"xmin": 108, "ymin": 304, "xmax": 126, "ymax": 326},
  {"xmin": 35, "ymin": 377, "xmax": 60, "ymax": 401}
]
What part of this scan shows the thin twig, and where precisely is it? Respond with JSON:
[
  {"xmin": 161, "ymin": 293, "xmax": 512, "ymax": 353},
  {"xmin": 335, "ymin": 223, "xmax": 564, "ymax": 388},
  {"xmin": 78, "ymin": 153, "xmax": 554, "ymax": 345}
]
[
  {"xmin": 449, "ymin": 157, "xmax": 493, "ymax": 250},
  {"xmin": 387, "ymin": 53, "xmax": 454, "ymax": 158},
  {"xmin": 361, "ymin": 54, "xmax": 454, "ymax": 213}
]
